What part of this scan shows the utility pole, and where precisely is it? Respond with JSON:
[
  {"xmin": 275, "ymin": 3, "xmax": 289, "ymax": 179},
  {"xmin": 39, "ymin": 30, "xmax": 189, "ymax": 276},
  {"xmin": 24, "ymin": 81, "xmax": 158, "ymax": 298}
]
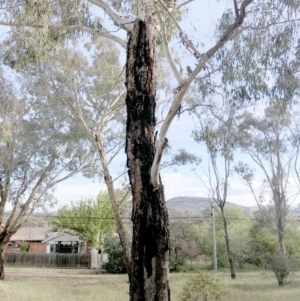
[{"xmin": 212, "ymin": 206, "xmax": 217, "ymax": 270}]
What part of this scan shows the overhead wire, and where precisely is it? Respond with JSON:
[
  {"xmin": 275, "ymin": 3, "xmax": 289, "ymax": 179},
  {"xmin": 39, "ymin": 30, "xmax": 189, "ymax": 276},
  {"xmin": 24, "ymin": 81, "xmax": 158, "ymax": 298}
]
[{"xmin": 24, "ymin": 214, "xmax": 300, "ymax": 224}]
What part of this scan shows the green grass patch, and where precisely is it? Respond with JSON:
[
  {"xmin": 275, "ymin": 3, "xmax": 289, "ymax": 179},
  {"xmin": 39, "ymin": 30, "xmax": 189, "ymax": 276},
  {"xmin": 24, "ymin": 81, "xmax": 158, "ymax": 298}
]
[{"xmin": 0, "ymin": 268, "xmax": 299, "ymax": 301}]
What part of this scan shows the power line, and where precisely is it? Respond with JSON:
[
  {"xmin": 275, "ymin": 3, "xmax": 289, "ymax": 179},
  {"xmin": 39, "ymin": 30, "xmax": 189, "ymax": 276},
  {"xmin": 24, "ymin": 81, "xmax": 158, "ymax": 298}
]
[{"xmin": 24, "ymin": 214, "xmax": 300, "ymax": 223}]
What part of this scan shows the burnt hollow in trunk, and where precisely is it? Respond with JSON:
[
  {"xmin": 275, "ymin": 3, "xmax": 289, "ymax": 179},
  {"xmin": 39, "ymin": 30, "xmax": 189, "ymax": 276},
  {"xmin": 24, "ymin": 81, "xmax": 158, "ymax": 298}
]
[{"xmin": 125, "ymin": 20, "xmax": 170, "ymax": 301}]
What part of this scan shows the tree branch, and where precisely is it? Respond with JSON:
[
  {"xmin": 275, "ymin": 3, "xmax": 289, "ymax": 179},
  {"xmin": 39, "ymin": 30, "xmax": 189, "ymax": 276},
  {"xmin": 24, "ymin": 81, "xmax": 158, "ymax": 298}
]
[
  {"xmin": 9, "ymin": 158, "xmax": 54, "ymax": 231},
  {"xmin": 0, "ymin": 142, "xmax": 15, "ymax": 220},
  {"xmin": 107, "ymin": 142, "xmax": 125, "ymax": 166},
  {"xmin": 0, "ymin": 21, "xmax": 127, "ymax": 49},
  {"xmin": 99, "ymin": 87, "xmax": 126, "ymax": 132},
  {"xmin": 88, "ymin": 0, "xmax": 134, "ymax": 31},
  {"xmin": 157, "ymin": 0, "xmax": 202, "ymax": 60},
  {"xmin": 177, "ymin": 0, "xmax": 195, "ymax": 9},
  {"xmin": 197, "ymin": 66, "xmax": 222, "ymax": 81},
  {"xmin": 206, "ymin": 0, "xmax": 254, "ymax": 60},
  {"xmin": 233, "ymin": 0, "xmax": 239, "ymax": 18},
  {"xmin": 242, "ymin": 18, "xmax": 300, "ymax": 31},
  {"xmin": 151, "ymin": 0, "xmax": 254, "ymax": 188},
  {"xmin": 157, "ymin": 11, "xmax": 185, "ymax": 85}
]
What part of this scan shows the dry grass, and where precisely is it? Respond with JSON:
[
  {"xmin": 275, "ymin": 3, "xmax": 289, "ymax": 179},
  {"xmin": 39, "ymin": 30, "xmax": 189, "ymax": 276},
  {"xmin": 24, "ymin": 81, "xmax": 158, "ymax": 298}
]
[
  {"xmin": 170, "ymin": 271, "xmax": 300, "ymax": 301},
  {"xmin": 0, "ymin": 268, "xmax": 129, "ymax": 301},
  {"xmin": 0, "ymin": 267, "xmax": 299, "ymax": 301}
]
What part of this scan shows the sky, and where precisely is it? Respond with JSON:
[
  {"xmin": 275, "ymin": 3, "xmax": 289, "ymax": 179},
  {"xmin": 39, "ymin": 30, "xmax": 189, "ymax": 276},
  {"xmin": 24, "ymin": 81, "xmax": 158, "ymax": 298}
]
[
  {"xmin": 52, "ymin": 0, "xmax": 300, "ymax": 209},
  {"xmin": 50, "ymin": 0, "xmax": 266, "ymax": 209},
  {"xmin": 1, "ymin": 1, "xmax": 300, "ymax": 210}
]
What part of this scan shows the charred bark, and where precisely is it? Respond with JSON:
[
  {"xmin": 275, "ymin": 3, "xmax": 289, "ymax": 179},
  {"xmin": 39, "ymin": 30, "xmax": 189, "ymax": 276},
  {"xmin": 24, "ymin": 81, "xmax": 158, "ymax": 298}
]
[{"xmin": 125, "ymin": 20, "xmax": 170, "ymax": 301}]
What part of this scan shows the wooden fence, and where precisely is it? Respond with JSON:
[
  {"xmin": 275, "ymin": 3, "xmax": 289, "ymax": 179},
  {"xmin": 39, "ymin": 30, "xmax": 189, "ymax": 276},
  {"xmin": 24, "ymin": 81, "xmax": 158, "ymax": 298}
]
[{"xmin": 4, "ymin": 252, "xmax": 90, "ymax": 268}]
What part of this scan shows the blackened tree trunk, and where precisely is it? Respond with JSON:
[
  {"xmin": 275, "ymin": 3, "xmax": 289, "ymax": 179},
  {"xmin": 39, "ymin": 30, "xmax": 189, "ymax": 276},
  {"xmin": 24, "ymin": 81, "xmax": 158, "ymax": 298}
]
[
  {"xmin": 221, "ymin": 208, "xmax": 236, "ymax": 279},
  {"xmin": 125, "ymin": 19, "xmax": 170, "ymax": 301}
]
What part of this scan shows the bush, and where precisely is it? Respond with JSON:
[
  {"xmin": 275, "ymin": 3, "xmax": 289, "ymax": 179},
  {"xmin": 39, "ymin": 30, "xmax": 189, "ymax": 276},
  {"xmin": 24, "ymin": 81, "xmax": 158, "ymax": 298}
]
[
  {"xmin": 102, "ymin": 235, "xmax": 127, "ymax": 274},
  {"xmin": 179, "ymin": 271, "xmax": 228, "ymax": 301},
  {"xmin": 262, "ymin": 252, "xmax": 291, "ymax": 287},
  {"xmin": 20, "ymin": 241, "xmax": 30, "ymax": 252}
]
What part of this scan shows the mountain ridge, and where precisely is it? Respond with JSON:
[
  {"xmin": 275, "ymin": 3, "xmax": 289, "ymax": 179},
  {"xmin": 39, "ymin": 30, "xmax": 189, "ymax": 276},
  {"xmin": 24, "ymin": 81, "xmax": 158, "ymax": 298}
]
[{"xmin": 166, "ymin": 196, "xmax": 256, "ymax": 214}]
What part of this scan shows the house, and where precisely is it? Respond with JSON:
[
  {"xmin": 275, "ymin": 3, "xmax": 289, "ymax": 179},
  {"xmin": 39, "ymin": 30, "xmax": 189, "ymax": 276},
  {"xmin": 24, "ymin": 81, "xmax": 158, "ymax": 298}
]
[
  {"xmin": 5, "ymin": 227, "xmax": 86, "ymax": 254},
  {"xmin": 5, "ymin": 227, "xmax": 58, "ymax": 253},
  {"xmin": 42, "ymin": 232, "xmax": 85, "ymax": 254}
]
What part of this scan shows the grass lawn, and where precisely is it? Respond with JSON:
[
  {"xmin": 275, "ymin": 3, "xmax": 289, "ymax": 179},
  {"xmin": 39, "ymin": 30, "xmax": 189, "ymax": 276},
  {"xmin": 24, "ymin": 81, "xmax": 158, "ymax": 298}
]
[{"xmin": 0, "ymin": 267, "xmax": 299, "ymax": 301}]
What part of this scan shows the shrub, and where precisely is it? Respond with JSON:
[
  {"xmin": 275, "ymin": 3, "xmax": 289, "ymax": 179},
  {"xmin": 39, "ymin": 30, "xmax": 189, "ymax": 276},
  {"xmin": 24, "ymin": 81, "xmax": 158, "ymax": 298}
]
[
  {"xmin": 20, "ymin": 241, "xmax": 30, "ymax": 252},
  {"xmin": 102, "ymin": 235, "xmax": 127, "ymax": 274},
  {"xmin": 179, "ymin": 271, "xmax": 228, "ymax": 301},
  {"xmin": 262, "ymin": 252, "xmax": 291, "ymax": 287}
]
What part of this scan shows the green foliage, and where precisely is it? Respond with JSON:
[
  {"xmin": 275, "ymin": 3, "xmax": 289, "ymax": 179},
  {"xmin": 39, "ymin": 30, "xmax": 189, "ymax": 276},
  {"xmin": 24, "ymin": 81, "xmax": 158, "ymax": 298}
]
[
  {"xmin": 248, "ymin": 212, "xmax": 300, "ymax": 286},
  {"xmin": 179, "ymin": 271, "xmax": 228, "ymax": 301},
  {"xmin": 20, "ymin": 241, "xmax": 30, "ymax": 252},
  {"xmin": 209, "ymin": 2, "xmax": 300, "ymax": 106},
  {"xmin": 1, "ymin": 1, "xmax": 91, "ymax": 68},
  {"xmin": 235, "ymin": 103, "xmax": 300, "ymax": 275},
  {"xmin": 201, "ymin": 207, "xmax": 252, "ymax": 269},
  {"xmin": 246, "ymin": 211, "xmax": 299, "ymax": 287},
  {"xmin": 0, "ymin": 66, "xmax": 96, "ymax": 237},
  {"xmin": 162, "ymin": 148, "xmax": 201, "ymax": 170},
  {"xmin": 169, "ymin": 212, "xmax": 203, "ymax": 272},
  {"xmin": 193, "ymin": 103, "xmax": 237, "ymax": 161},
  {"xmin": 285, "ymin": 225, "xmax": 300, "ymax": 268},
  {"xmin": 25, "ymin": 40, "xmax": 127, "ymax": 161},
  {"xmin": 262, "ymin": 252, "xmax": 290, "ymax": 287},
  {"xmin": 192, "ymin": 222, "xmax": 212, "ymax": 256},
  {"xmin": 169, "ymin": 247, "xmax": 187, "ymax": 272},
  {"xmin": 250, "ymin": 226, "xmax": 278, "ymax": 262},
  {"xmin": 248, "ymin": 210, "xmax": 300, "ymax": 268},
  {"xmin": 102, "ymin": 235, "xmax": 127, "ymax": 274},
  {"xmin": 50, "ymin": 192, "xmax": 116, "ymax": 248}
]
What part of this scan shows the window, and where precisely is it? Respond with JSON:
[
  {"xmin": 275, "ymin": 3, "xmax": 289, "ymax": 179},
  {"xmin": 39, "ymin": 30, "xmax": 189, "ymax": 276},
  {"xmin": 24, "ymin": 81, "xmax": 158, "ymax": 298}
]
[
  {"xmin": 11, "ymin": 241, "xmax": 20, "ymax": 249},
  {"xmin": 50, "ymin": 244, "xmax": 55, "ymax": 253}
]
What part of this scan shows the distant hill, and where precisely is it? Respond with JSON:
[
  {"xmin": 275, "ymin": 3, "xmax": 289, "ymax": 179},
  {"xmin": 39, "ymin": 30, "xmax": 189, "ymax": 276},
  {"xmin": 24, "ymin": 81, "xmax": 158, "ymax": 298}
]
[
  {"xmin": 2, "ymin": 211, "xmax": 49, "ymax": 227},
  {"xmin": 166, "ymin": 196, "xmax": 256, "ymax": 215},
  {"xmin": 166, "ymin": 196, "xmax": 212, "ymax": 212}
]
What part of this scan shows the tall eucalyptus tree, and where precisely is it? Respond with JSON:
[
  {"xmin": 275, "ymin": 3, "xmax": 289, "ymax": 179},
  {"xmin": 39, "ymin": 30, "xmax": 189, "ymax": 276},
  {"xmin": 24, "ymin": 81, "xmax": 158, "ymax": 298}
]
[
  {"xmin": 24, "ymin": 41, "xmax": 132, "ymax": 277},
  {"xmin": 193, "ymin": 103, "xmax": 239, "ymax": 279},
  {"xmin": 0, "ymin": 69, "xmax": 97, "ymax": 279},
  {"xmin": 235, "ymin": 102, "xmax": 300, "ymax": 285}
]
